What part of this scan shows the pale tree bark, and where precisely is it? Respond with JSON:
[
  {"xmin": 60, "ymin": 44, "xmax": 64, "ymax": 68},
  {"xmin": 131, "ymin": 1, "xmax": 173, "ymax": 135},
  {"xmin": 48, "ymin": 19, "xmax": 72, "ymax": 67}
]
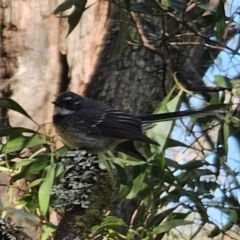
[
  {"xmin": 1, "ymin": 0, "xmax": 227, "ymax": 239},
  {"xmin": 0, "ymin": 0, "xmax": 110, "ymax": 239},
  {"xmin": 1, "ymin": 0, "xmax": 110, "ymax": 129}
]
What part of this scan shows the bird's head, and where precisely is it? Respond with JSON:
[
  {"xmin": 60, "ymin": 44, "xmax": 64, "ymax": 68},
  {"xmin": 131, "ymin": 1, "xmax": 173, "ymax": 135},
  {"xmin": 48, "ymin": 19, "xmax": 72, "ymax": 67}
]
[{"xmin": 52, "ymin": 91, "xmax": 83, "ymax": 116}]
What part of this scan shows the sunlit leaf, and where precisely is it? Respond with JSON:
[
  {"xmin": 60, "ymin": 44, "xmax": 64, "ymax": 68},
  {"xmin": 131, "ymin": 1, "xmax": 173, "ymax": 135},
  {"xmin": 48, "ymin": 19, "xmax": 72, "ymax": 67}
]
[
  {"xmin": 161, "ymin": 0, "xmax": 170, "ymax": 10},
  {"xmin": 39, "ymin": 164, "xmax": 56, "ymax": 216},
  {"xmin": 12, "ymin": 156, "xmax": 51, "ymax": 182},
  {"xmin": 41, "ymin": 224, "xmax": 56, "ymax": 240},
  {"xmin": 1, "ymin": 136, "xmax": 47, "ymax": 154},
  {"xmin": 92, "ymin": 216, "xmax": 126, "ymax": 234},
  {"xmin": 153, "ymin": 219, "xmax": 192, "ymax": 234},
  {"xmin": 0, "ymin": 98, "xmax": 35, "ymax": 123},
  {"xmin": 0, "ymin": 166, "xmax": 12, "ymax": 173},
  {"xmin": 26, "ymin": 178, "xmax": 43, "ymax": 190},
  {"xmin": 109, "ymin": 157, "xmax": 146, "ymax": 167},
  {"xmin": 127, "ymin": 172, "xmax": 145, "ymax": 199},
  {"xmin": 147, "ymin": 90, "xmax": 182, "ymax": 151},
  {"xmin": 13, "ymin": 159, "xmax": 33, "ymax": 170},
  {"xmin": 214, "ymin": 75, "xmax": 232, "ymax": 88}
]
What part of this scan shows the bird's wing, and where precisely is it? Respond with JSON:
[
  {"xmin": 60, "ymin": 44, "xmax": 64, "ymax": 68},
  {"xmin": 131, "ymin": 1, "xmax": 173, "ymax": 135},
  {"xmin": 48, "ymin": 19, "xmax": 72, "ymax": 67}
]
[{"xmin": 75, "ymin": 109, "xmax": 158, "ymax": 145}]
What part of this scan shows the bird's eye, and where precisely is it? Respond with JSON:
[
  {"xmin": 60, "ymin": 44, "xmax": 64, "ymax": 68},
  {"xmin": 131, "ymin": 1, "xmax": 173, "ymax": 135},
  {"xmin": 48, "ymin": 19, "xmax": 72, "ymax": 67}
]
[
  {"xmin": 66, "ymin": 100, "xmax": 72, "ymax": 105},
  {"xmin": 63, "ymin": 97, "xmax": 73, "ymax": 105}
]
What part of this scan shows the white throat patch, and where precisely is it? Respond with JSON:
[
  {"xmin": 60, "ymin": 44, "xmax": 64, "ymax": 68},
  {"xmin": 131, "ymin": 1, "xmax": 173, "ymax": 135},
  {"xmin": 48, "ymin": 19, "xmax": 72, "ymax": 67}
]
[{"xmin": 54, "ymin": 106, "xmax": 75, "ymax": 116}]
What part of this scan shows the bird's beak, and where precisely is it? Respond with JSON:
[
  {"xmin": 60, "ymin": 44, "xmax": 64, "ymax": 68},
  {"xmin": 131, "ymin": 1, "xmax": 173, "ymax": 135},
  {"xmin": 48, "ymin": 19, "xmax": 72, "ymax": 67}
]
[{"xmin": 52, "ymin": 101, "xmax": 58, "ymax": 106}]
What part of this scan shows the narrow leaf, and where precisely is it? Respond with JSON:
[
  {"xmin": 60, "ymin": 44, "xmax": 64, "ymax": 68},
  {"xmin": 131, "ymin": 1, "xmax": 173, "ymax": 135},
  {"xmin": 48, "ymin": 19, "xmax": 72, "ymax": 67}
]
[
  {"xmin": 153, "ymin": 219, "xmax": 192, "ymax": 234},
  {"xmin": 12, "ymin": 157, "xmax": 51, "ymax": 182},
  {"xmin": 0, "ymin": 98, "xmax": 35, "ymax": 122},
  {"xmin": 127, "ymin": 172, "xmax": 145, "ymax": 199},
  {"xmin": 26, "ymin": 178, "xmax": 43, "ymax": 190},
  {"xmin": 39, "ymin": 165, "xmax": 55, "ymax": 216},
  {"xmin": 67, "ymin": 0, "xmax": 87, "ymax": 35},
  {"xmin": 53, "ymin": 0, "xmax": 76, "ymax": 14},
  {"xmin": 2, "ymin": 136, "xmax": 47, "ymax": 154},
  {"xmin": 0, "ymin": 127, "xmax": 37, "ymax": 138},
  {"xmin": 92, "ymin": 216, "xmax": 126, "ymax": 234},
  {"xmin": 147, "ymin": 90, "xmax": 182, "ymax": 151}
]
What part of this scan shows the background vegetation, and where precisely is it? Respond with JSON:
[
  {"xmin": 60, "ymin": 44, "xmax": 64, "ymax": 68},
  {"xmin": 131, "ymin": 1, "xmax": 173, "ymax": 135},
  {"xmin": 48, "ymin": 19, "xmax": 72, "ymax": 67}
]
[{"xmin": 1, "ymin": 0, "xmax": 240, "ymax": 239}]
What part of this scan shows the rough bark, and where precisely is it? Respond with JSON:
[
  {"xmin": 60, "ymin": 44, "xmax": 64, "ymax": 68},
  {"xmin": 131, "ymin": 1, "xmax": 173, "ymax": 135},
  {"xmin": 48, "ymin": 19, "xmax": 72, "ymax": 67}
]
[
  {"xmin": 85, "ymin": 4, "xmax": 169, "ymax": 114},
  {"xmin": 0, "ymin": 1, "xmax": 110, "ymax": 239},
  {"xmin": 1, "ymin": 0, "xmax": 226, "ymax": 239},
  {"xmin": 1, "ymin": 0, "xmax": 110, "ymax": 129}
]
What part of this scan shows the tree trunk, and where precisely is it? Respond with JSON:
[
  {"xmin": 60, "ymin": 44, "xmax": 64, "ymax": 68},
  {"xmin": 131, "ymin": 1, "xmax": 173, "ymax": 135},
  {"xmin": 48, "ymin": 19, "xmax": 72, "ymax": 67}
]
[{"xmin": 1, "ymin": 0, "xmax": 213, "ymax": 239}]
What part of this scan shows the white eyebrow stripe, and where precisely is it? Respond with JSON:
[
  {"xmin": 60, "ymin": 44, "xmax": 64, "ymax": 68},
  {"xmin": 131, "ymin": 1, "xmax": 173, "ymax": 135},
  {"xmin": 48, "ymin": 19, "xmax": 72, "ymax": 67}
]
[{"xmin": 63, "ymin": 96, "xmax": 72, "ymax": 101}]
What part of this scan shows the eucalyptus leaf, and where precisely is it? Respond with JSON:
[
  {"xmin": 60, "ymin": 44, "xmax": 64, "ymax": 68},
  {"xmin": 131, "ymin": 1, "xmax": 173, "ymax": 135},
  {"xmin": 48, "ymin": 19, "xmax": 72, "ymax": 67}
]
[
  {"xmin": 67, "ymin": 0, "xmax": 87, "ymax": 35},
  {"xmin": 153, "ymin": 219, "xmax": 192, "ymax": 234},
  {"xmin": 2, "ymin": 136, "xmax": 47, "ymax": 154},
  {"xmin": 12, "ymin": 156, "xmax": 51, "ymax": 182},
  {"xmin": 39, "ymin": 164, "xmax": 56, "ymax": 216},
  {"xmin": 92, "ymin": 216, "xmax": 126, "ymax": 234},
  {"xmin": 26, "ymin": 178, "xmax": 43, "ymax": 190},
  {"xmin": 127, "ymin": 172, "xmax": 145, "ymax": 199},
  {"xmin": 147, "ymin": 90, "xmax": 182, "ymax": 151},
  {"xmin": 0, "ymin": 127, "xmax": 37, "ymax": 138},
  {"xmin": 0, "ymin": 98, "xmax": 35, "ymax": 123}
]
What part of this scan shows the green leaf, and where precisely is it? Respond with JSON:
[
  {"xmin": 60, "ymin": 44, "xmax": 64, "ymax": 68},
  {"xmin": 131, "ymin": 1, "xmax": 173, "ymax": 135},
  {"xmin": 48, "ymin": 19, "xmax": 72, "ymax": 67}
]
[
  {"xmin": 53, "ymin": 0, "xmax": 76, "ymax": 14},
  {"xmin": 2, "ymin": 136, "xmax": 48, "ymax": 154},
  {"xmin": 92, "ymin": 216, "xmax": 126, "ymax": 234},
  {"xmin": 12, "ymin": 156, "xmax": 51, "ymax": 182},
  {"xmin": 112, "ymin": 184, "xmax": 130, "ymax": 204},
  {"xmin": 41, "ymin": 223, "xmax": 56, "ymax": 240},
  {"xmin": 56, "ymin": 146, "xmax": 69, "ymax": 157},
  {"xmin": 223, "ymin": 119, "xmax": 230, "ymax": 154},
  {"xmin": 111, "ymin": 8, "xmax": 129, "ymax": 58},
  {"xmin": 26, "ymin": 178, "xmax": 43, "ymax": 190},
  {"xmin": 16, "ymin": 194, "xmax": 37, "ymax": 208},
  {"xmin": 216, "ymin": 16, "xmax": 226, "ymax": 40},
  {"xmin": 0, "ymin": 166, "xmax": 12, "ymax": 173},
  {"xmin": 110, "ymin": 157, "xmax": 146, "ymax": 167},
  {"xmin": 0, "ymin": 127, "xmax": 37, "ymax": 138},
  {"xmin": 147, "ymin": 90, "xmax": 182, "ymax": 151},
  {"xmin": 13, "ymin": 159, "xmax": 33, "ymax": 170},
  {"xmin": 67, "ymin": 0, "xmax": 87, "ymax": 35},
  {"xmin": 152, "ymin": 87, "xmax": 176, "ymax": 111},
  {"xmin": 161, "ymin": 0, "xmax": 169, "ymax": 10},
  {"xmin": 0, "ymin": 98, "xmax": 35, "ymax": 123},
  {"xmin": 165, "ymin": 138, "xmax": 189, "ymax": 148},
  {"xmin": 127, "ymin": 172, "xmax": 145, "ymax": 199},
  {"xmin": 114, "ymin": 164, "xmax": 128, "ymax": 185},
  {"xmin": 38, "ymin": 164, "xmax": 56, "ymax": 216},
  {"xmin": 180, "ymin": 160, "xmax": 204, "ymax": 170},
  {"xmin": 54, "ymin": 162, "xmax": 64, "ymax": 178},
  {"xmin": 147, "ymin": 207, "xmax": 177, "ymax": 227},
  {"xmin": 153, "ymin": 219, "xmax": 192, "ymax": 234},
  {"xmin": 214, "ymin": 75, "xmax": 232, "ymax": 88}
]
